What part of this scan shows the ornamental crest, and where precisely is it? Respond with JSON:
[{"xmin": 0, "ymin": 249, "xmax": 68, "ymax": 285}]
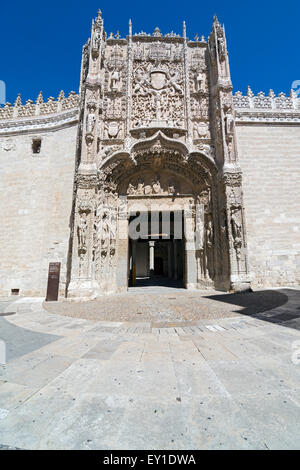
[{"xmin": 150, "ymin": 71, "xmax": 166, "ymax": 90}]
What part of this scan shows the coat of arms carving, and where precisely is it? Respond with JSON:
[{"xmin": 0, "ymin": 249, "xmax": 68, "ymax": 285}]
[{"xmin": 150, "ymin": 71, "xmax": 166, "ymax": 90}]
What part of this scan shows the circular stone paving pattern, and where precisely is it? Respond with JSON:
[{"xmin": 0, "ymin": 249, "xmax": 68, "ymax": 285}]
[{"xmin": 43, "ymin": 289, "xmax": 288, "ymax": 323}]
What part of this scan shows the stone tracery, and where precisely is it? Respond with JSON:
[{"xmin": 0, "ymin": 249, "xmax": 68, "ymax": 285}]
[{"xmin": 67, "ymin": 12, "xmax": 251, "ymax": 299}]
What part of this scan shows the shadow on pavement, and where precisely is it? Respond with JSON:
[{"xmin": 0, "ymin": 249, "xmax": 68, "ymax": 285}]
[
  {"xmin": 0, "ymin": 317, "xmax": 61, "ymax": 362},
  {"xmin": 204, "ymin": 288, "xmax": 300, "ymax": 331},
  {"xmin": 133, "ymin": 276, "xmax": 184, "ymax": 289}
]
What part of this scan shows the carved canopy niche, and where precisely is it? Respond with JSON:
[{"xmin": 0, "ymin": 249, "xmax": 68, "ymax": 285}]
[{"xmin": 98, "ymin": 131, "xmax": 217, "ymax": 194}]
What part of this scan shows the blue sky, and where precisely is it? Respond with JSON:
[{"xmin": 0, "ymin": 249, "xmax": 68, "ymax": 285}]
[{"xmin": 1, "ymin": 0, "xmax": 299, "ymax": 103}]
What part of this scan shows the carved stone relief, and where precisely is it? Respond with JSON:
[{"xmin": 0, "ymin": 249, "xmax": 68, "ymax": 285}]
[
  {"xmin": 195, "ymin": 188, "xmax": 215, "ymax": 284},
  {"xmin": 126, "ymin": 174, "xmax": 180, "ymax": 196},
  {"xmin": 131, "ymin": 61, "xmax": 185, "ymax": 127},
  {"xmin": 94, "ymin": 186, "xmax": 118, "ymax": 283},
  {"xmin": 103, "ymin": 121, "xmax": 124, "ymax": 140},
  {"xmin": 193, "ymin": 121, "xmax": 210, "ymax": 140}
]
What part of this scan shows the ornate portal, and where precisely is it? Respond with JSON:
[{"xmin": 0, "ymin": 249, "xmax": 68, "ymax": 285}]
[{"xmin": 67, "ymin": 11, "xmax": 250, "ymax": 299}]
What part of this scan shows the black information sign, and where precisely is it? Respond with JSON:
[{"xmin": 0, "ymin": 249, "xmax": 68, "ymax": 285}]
[{"xmin": 45, "ymin": 262, "xmax": 61, "ymax": 301}]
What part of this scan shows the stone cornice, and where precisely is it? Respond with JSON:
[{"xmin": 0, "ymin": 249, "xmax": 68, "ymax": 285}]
[
  {"xmin": 0, "ymin": 108, "xmax": 79, "ymax": 135},
  {"xmin": 235, "ymin": 109, "xmax": 300, "ymax": 124}
]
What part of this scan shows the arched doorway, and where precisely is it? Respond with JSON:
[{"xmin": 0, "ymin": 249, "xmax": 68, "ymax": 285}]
[{"xmin": 67, "ymin": 132, "xmax": 249, "ymax": 298}]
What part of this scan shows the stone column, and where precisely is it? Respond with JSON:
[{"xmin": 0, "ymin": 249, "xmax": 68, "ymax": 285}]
[
  {"xmin": 116, "ymin": 199, "xmax": 129, "ymax": 293},
  {"xmin": 223, "ymin": 170, "xmax": 251, "ymax": 292},
  {"xmin": 149, "ymin": 241, "xmax": 155, "ymax": 276},
  {"xmin": 67, "ymin": 171, "xmax": 99, "ymax": 300},
  {"xmin": 184, "ymin": 203, "xmax": 198, "ymax": 289}
]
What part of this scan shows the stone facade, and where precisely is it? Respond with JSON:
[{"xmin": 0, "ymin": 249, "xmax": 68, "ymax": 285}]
[
  {"xmin": 0, "ymin": 94, "xmax": 79, "ymax": 297},
  {"xmin": 0, "ymin": 11, "xmax": 299, "ymax": 298}
]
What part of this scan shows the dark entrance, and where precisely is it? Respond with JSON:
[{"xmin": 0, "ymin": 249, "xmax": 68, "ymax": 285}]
[
  {"xmin": 154, "ymin": 256, "xmax": 164, "ymax": 275},
  {"xmin": 128, "ymin": 211, "xmax": 184, "ymax": 288}
]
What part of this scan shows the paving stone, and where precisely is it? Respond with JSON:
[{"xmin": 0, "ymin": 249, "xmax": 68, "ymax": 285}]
[{"xmin": 0, "ymin": 292, "xmax": 300, "ymax": 449}]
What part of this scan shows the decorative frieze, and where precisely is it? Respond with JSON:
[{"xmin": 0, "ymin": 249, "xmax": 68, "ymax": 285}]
[
  {"xmin": 0, "ymin": 91, "xmax": 79, "ymax": 121},
  {"xmin": 0, "ymin": 108, "xmax": 79, "ymax": 135},
  {"xmin": 233, "ymin": 89, "xmax": 300, "ymax": 122}
]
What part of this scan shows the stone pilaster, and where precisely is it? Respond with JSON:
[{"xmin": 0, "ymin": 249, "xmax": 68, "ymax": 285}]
[{"xmin": 222, "ymin": 169, "xmax": 251, "ymax": 292}]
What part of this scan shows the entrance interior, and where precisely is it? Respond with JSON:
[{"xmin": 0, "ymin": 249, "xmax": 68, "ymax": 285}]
[{"xmin": 128, "ymin": 211, "xmax": 184, "ymax": 288}]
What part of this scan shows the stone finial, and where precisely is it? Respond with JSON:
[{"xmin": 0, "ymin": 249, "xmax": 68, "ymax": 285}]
[
  {"xmin": 268, "ymin": 89, "xmax": 275, "ymax": 98},
  {"xmin": 57, "ymin": 90, "xmax": 65, "ymax": 101},
  {"xmin": 153, "ymin": 27, "xmax": 162, "ymax": 37},
  {"xmin": 115, "ymin": 31, "xmax": 120, "ymax": 39},
  {"xmin": 36, "ymin": 91, "xmax": 44, "ymax": 104},
  {"xmin": 129, "ymin": 19, "xmax": 132, "ymax": 36},
  {"xmin": 183, "ymin": 21, "xmax": 186, "ymax": 39},
  {"xmin": 94, "ymin": 9, "xmax": 103, "ymax": 29},
  {"xmin": 14, "ymin": 94, "xmax": 22, "ymax": 107},
  {"xmin": 213, "ymin": 14, "xmax": 220, "ymax": 27},
  {"xmin": 194, "ymin": 33, "xmax": 199, "ymax": 42},
  {"xmin": 290, "ymin": 89, "xmax": 297, "ymax": 98},
  {"xmin": 246, "ymin": 86, "xmax": 254, "ymax": 97}
]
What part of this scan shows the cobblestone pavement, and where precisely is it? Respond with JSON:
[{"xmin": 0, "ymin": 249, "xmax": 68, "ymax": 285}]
[
  {"xmin": 43, "ymin": 286, "xmax": 290, "ymax": 323},
  {"xmin": 0, "ymin": 287, "xmax": 300, "ymax": 450}
]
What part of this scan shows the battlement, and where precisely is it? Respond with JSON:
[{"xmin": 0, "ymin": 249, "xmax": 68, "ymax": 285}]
[
  {"xmin": 0, "ymin": 91, "xmax": 79, "ymax": 120},
  {"xmin": 233, "ymin": 87, "xmax": 300, "ymax": 110}
]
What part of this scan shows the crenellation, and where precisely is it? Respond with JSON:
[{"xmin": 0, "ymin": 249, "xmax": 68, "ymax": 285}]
[{"xmin": 0, "ymin": 91, "xmax": 79, "ymax": 122}]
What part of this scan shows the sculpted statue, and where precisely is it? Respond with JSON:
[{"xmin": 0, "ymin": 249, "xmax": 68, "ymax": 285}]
[
  {"xmin": 225, "ymin": 113, "xmax": 234, "ymax": 139},
  {"xmin": 78, "ymin": 212, "xmax": 88, "ymax": 250},
  {"xmin": 110, "ymin": 69, "xmax": 120, "ymax": 92},
  {"xmin": 205, "ymin": 213, "xmax": 214, "ymax": 249},
  {"xmin": 86, "ymin": 105, "xmax": 96, "ymax": 134},
  {"xmin": 217, "ymin": 36, "xmax": 225, "ymax": 57},
  {"xmin": 152, "ymin": 179, "xmax": 162, "ymax": 194},
  {"xmin": 137, "ymin": 180, "xmax": 145, "ymax": 195},
  {"xmin": 231, "ymin": 207, "xmax": 243, "ymax": 258},
  {"xmin": 194, "ymin": 71, "xmax": 203, "ymax": 92},
  {"xmin": 127, "ymin": 183, "xmax": 135, "ymax": 195},
  {"xmin": 93, "ymin": 31, "xmax": 101, "ymax": 51}
]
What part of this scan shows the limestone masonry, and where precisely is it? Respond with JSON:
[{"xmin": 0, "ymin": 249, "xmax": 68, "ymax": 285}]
[{"xmin": 0, "ymin": 11, "xmax": 299, "ymax": 299}]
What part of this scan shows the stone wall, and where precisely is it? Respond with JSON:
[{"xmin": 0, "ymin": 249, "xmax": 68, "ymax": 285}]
[
  {"xmin": 0, "ymin": 122, "xmax": 78, "ymax": 297},
  {"xmin": 236, "ymin": 123, "xmax": 300, "ymax": 287}
]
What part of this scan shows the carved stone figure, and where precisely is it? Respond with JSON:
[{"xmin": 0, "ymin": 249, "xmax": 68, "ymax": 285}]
[
  {"xmin": 217, "ymin": 35, "xmax": 225, "ymax": 58},
  {"xmin": 194, "ymin": 71, "xmax": 203, "ymax": 92},
  {"xmin": 231, "ymin": 206, "xmax": 243, "ymax": 260},
  {"xmin": 152, "ymin": 179, "xmax": 161, "ymax": 194},
  {"xmin": 103, "ymin": 121, "xmax": 122, "ymax": 139},
  {"xmin": 78, "ymin": 212, "xmax": 88, "ymax": 250},
  {"xmin": 65, "ymin": 11, "xmax": 252, "ymax": 298},
  {"xmin": 93, "ymin": 31, "xmax": 101, "ymax": 51},
  {"xmin": 193, "ymin": 121, "xmax": 209, "ymax": 139},
  {"xmin": 225, "ymin": 112, "xmax": 234, "ymax": 139},
  {"xmin": 86, "ymin": 104, "xmax": 96, "ymax": 134},
  {"xmin": 110, "ymin": 69, "xmax": 120, "ymax": 92}
]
